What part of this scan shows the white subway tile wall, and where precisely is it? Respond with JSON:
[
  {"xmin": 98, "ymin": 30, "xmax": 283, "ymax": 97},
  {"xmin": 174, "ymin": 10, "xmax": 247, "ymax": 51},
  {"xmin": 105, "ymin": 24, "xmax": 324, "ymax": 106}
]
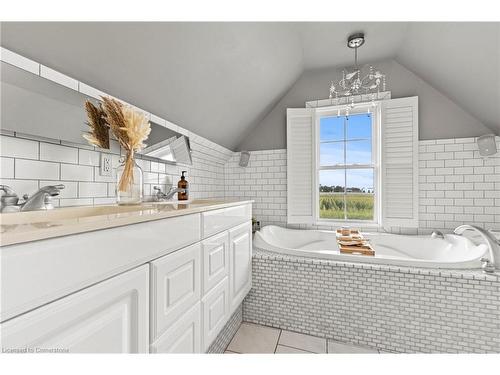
[
  {"xmin": 225, "ymin": 149, "xmax": 288, "ymax": 226},
  {"xmin": 243, "ymin": 250, "xmax": 500, "ymax": 353},
  {"xmin": 418, "ymin": 137, "xmax": 500, "ymax": 231},
  {"xmin": 0, "ymin": 132, "xmax": 232, "ymax": 206},
  {"xmin": 225, "ymin": 137, "xmax": 500, "ymax": 232}
]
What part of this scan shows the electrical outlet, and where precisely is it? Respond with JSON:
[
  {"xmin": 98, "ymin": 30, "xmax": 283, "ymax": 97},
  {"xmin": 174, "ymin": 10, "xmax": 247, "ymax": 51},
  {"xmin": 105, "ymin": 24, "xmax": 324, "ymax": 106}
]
[{"xmin": 100, "ymin": 153, "xmax": 112, "ymax": 177}]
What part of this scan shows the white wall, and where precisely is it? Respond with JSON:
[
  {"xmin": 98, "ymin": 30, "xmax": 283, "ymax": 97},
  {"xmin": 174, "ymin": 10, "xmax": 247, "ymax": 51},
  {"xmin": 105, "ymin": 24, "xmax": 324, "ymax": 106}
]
[
  {"xmin": 2, "ymin": 129, "xmax": 498, "ymax": 232},
  {"xmin": 0, "ymin": 131, "xmax": 231, "ymax": 207},
  {"xmin": 238, "ymin": 60, "xmax": 492, "ymax": 151},
  {"xmin": 225, "ymin": 136, "xmax": 500, "ymax": 232}
]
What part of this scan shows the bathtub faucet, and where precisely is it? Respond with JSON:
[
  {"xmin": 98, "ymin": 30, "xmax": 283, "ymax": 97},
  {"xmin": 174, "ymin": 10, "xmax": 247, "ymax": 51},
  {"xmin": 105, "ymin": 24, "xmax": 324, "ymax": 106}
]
[
  {"xmin": 431, "ymin": 230, "xmax": 445, "ymax": 239},
  {"xmin": 454, "ymin": 225, "xmax": 500, "ymax": 274}
]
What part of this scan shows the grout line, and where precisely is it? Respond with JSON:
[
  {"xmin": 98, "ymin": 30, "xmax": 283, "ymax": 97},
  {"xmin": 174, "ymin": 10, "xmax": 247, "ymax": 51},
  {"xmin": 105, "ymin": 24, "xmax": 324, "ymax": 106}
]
[
  {"xmin": 273, "ymin": 329, "xmax": 282, "ymax": 354},
  {"xmin": 277, "ymin": 343, "xmax": 317, "ymax": 354}
]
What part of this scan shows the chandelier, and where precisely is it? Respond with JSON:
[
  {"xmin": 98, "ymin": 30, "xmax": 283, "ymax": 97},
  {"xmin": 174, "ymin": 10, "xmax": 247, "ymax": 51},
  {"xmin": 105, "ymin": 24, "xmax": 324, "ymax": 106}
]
[{"xmin": 329, "ymin": 33, "xmax": 387, "ymax": 101}]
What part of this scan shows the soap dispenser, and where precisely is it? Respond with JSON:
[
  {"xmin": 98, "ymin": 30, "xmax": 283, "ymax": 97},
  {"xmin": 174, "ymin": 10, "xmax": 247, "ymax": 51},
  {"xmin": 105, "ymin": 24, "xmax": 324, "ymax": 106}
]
[{"xmin": 178, "ymin": 171, "xmax": 189, "ymax": 201}]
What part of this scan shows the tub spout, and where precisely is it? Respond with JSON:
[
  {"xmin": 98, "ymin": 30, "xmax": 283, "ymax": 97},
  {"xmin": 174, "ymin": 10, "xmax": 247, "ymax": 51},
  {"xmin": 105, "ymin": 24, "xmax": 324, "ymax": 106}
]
[
  {"xmin": 431, "ymin": 230, "xmax": 445, "ymax": 239},
  {"xmin": 454, "ymin": 225, "xmax": 500, "ymax": 273}
]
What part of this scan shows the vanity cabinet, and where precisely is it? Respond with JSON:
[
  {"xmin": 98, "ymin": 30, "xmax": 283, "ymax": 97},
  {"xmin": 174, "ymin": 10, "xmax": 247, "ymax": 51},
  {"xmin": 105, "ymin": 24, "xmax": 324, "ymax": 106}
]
[
  {"xmin": 1, "ymin": 265, "xmax": 149, "ymax": 353},
  {"xmin": 228, "ymin": 222, "xmax": 253, "ymax": 312},
  {"xmin": 150, "ymin": 302, "xmax": 202, "ymax": 354},
  {"xmin": 201, "ymin": 277, "xmax": 230, "ymax": 351},
  {"xmin": 151, "ymin": 208, "xmax": 252, "ymax": 353},
  {"xmin": 150, "ymin": 242, "xmax": 202, "ymax": 342},
  {"xmin": 0, "ymin": 202, "xmax": 252, "ymax": 353},
  {"xmin": 201, "ymin": 231, "xmax": 229, "ymax": 294}
]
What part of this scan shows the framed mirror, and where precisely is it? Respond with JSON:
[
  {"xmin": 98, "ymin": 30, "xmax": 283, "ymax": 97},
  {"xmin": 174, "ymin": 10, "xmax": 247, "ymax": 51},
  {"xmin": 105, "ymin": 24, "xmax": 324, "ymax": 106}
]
[{"xmin": 0, "ymin": 61, "xmax": 192, "ymax": 165}]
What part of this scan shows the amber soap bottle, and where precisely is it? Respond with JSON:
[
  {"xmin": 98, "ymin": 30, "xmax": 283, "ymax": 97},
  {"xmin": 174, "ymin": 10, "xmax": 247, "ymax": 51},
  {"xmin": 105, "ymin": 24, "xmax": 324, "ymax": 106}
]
[{"xmin": 178, "ymin": 171, "xmax": 189, "ymax": 200}]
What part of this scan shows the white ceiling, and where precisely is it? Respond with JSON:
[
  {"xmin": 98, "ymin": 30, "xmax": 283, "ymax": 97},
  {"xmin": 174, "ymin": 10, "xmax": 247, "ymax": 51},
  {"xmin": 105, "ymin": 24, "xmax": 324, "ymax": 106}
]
[
  {"xmin": 396, "ymin": 22, "xmax": 499, "ymax": 134},
  {"xmin": 1, "ymin": 22, "xmax": 498, "ymax": 149},
  {"xmin": 299, "ymin": 22, "xmax": 410, "ymax": 69}
]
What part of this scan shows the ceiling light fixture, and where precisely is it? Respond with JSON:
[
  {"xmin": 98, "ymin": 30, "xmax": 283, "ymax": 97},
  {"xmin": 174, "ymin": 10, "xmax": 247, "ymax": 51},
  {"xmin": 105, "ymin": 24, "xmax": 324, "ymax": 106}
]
[{"xmin": 329, "ymin": 33, "xmax": 387, "ymax": 104}]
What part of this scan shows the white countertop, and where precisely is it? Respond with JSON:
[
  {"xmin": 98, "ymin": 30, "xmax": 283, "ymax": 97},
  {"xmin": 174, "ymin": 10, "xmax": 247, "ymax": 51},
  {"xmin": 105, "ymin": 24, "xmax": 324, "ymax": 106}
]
[{"xmin": 0, "ymin": 199, "xmax": 253, "ymax": 246}]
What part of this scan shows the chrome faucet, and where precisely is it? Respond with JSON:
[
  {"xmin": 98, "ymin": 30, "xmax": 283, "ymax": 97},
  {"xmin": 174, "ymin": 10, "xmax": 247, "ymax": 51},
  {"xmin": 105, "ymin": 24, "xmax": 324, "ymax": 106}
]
[
  {"xmin": 454, "ymin": 225, "xmax": 500, "ymax": 274},
  {"xmin": 431, "ymin": 230, "xmax": 445, "ymax": 239},
  {"xmin": 0, "ymin": 185, "xmax": 20, "ymax": 212},
  {"xmin": 153, "ymin": 186, "xmax": 186, "ymax": 202},
  {"xmin": 20, "ymin": 184, "xmax": 65, "ymax": 211}
]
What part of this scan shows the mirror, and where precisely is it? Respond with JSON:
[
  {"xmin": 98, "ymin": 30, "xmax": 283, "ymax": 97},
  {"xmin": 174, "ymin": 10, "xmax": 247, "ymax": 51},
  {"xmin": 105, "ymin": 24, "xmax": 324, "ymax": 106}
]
[{"xmin": 0, "ymin": 61, "xmax": 192, "ymax": 165}]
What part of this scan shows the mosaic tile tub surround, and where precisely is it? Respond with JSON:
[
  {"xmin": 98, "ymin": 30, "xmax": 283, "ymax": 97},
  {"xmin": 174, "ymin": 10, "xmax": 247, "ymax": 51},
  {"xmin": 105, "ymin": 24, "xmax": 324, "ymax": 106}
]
[{"xmin": 243, "ymin": 250, "xmax": 500, "ymax": 353}]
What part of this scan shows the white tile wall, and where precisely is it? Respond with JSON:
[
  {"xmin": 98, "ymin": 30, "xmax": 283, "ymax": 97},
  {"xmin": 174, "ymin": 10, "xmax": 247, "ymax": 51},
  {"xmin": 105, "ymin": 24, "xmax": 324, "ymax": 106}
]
[
  {"xmin": 225, "ymin": 149, "xmax": 287, "ymax": 226},
  {"xmin": 418, "ymin": 137, "xmax": 500, "ymax": 231},
  {"xmin": 14, "ymin": 159, "xmax": 60, "ymax": 180},
  {"xmin": 243, "ymin": 250, "xmax": 500, "ymax": 353},
  {"xmin": 0, "ymin": 136, "xmax": 39, "ymax": 159},
  {"xmin": 2, "ymin": 131, "xmax": 498, "ymax": 231},
  {"xmin": 40, "ymin": 143, "xmax": 79, "ymax": 164},
  {"xmin": 0, "ymin": 132, "xmax": 232, "ymax": 207},
  {"xmin": 225, "ymin": 136, "xmax": 500, "ymax": 232}
]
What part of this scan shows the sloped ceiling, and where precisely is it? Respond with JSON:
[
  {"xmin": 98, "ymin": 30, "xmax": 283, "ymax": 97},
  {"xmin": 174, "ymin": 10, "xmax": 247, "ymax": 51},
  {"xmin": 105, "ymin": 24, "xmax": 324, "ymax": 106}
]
[
  {"xmin": 1, "ymin": 22, "xmax": 498, "ymax": 150},
  {"xmin": 396, "ymin": 22, "xmax": 499, "ymax": 134},
  {"xmin": 298, "ymin": 22, "xmax": 410, "ymax": 69},
  {"xmin": 0, "ymin": 22, "xmax": 304, "ymax": 150}
]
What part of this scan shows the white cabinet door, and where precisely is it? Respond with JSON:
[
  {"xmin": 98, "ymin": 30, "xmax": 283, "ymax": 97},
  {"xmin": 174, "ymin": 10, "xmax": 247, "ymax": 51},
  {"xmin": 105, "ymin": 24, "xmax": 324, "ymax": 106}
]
[
  {"xmin": 201, "ymin": 277, "xmax": 229, "ymax": 352},
  {"xmin": 150, "ymin": 302, "xmax": 202, "ymax": 353},
  {"xmin": 0, "ymin": 265, "xmax": 149, "ymax": 353},
  {"xmin": 228, "ymin": 222, "xmax": 252, "ymax": 312},
  {"xmin": 201, "ymin": 232, "xmax": 229, "ymax": 294},
  {"xmin": 150, "ymin": 242, "xmax": 201, "ymax": 341}
]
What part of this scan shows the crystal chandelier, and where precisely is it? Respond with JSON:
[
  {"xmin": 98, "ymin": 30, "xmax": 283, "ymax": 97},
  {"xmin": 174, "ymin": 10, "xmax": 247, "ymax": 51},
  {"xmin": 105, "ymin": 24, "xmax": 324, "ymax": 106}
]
[{"xmin": 329, "ymin": 33, "xmax": 387, "ymax": 101}]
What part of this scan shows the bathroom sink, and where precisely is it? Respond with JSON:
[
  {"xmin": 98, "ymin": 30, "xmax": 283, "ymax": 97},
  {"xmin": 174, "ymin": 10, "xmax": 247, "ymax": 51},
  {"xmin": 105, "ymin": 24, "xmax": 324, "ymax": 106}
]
[
  {"xmin": 0, "ymin": 199, "xmax": 232, "ymax": 227},
  {"xmin": 0, "ymin": 204, "xmax": 155, "ymax": 226}
]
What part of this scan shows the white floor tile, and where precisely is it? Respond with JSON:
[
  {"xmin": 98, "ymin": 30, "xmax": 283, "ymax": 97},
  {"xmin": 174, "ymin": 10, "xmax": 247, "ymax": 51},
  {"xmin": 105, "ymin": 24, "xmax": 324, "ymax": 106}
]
[
  {"xmin": 327, "ymin": 340, "xmax": 378, "ymax": 354},
  {"xmin": 278, "ymin": 330, "xmax": 327, "ymax": 353},
  {"xmin": 275, "ymin": 345, "xmax": 312, "ymax": 354},
  {"xmin": 227, "ymin": 323, "xmax": 280, "ymax": 353}
]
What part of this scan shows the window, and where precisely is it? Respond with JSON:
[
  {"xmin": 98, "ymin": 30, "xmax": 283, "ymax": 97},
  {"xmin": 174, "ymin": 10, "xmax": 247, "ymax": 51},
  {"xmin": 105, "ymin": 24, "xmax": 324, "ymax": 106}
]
[
  {"xmin": 287, "ymin": 97, "xmax": 418, "ymax": 227},
  {"xmin": 317, "ymin": 108, "xmax": 378, "ymax": 222}
]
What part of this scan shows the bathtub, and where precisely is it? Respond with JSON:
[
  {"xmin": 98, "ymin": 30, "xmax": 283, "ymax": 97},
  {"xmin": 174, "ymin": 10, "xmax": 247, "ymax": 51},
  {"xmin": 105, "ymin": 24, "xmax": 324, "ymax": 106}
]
[{"xmin": 253, "ymin": 225, "xmax": 488, "ymax": 269}]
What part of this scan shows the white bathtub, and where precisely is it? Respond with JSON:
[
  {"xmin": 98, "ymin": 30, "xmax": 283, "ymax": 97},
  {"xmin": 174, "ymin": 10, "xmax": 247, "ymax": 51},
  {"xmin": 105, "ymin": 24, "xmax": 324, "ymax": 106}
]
[{"xmin": 254, "ymin": 225, "xmax": 488, "ymax": 269}]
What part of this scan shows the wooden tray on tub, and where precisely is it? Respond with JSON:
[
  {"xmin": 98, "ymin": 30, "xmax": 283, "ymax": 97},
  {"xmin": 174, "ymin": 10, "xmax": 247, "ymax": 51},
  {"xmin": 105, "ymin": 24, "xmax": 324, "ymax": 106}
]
[{"xmin": 336, "ymin": 228, "xmax": 375, "ymax": 256}]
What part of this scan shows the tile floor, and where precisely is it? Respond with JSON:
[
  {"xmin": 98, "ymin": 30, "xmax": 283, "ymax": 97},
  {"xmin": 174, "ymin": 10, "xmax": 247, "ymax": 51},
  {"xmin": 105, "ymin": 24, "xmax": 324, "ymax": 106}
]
[{"xmin": 225, "ymin": 322, "xmax": 386, "ymax": 354}]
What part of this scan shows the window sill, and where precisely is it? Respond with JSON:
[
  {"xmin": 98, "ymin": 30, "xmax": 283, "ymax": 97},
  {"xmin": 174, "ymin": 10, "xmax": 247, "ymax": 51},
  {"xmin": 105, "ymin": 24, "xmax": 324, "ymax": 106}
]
[{"xmin": 314, "ymin": 220, "xmax": 380, "ymax": 228}]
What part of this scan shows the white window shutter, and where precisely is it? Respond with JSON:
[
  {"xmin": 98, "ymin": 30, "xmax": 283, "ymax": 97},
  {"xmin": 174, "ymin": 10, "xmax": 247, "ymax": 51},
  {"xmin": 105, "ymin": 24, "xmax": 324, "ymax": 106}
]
[
  {"xmin": 381, "ymin": 96, "xmax": 419, "ymax": 227},
  {"xmin": 287, "ymin": 108, "xmax": 314, "ymax": 224}
]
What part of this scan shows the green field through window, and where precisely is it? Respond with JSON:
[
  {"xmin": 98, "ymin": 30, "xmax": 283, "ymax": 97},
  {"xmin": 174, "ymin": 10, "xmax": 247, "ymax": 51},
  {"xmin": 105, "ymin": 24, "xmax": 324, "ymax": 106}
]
[{"xmin": 319, "ymin": 112, "xmax": 375, "ymax": 221}]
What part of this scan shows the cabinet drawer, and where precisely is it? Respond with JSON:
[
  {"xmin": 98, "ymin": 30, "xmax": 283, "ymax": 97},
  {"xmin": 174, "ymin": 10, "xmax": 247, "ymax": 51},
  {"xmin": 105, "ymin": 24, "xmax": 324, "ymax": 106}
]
[
  {"xmin": 150, "ymin": 243, "xmax": 201, "ymax": 341},
  {"xmin": 202, "ymin": 204, "xmax": 251, "ymax": 238},
  {"xmin": 201, "ymin": 277, "xmax": 229, "ymax": 351},
  {"xmin": 201, "ymin": 232, "xmax": 229, "ymax": 295},
  {"xmin": 0, "ymin": 265, "xmax": 149, "ymax": 353},
  {"xmin": 150, "ymin": 302, "xmax": 202, "ymax": 353},
  {"xmin": 229, "ymin": 222, "xmax": 253, "ymax": 312}
]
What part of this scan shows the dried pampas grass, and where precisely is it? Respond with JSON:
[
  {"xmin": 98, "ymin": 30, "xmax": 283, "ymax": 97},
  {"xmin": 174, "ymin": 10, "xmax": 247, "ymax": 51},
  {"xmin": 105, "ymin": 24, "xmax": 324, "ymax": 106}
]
[
  {"xmin": 83, "ymin": 101, "xmax": 109, "ymax": 149},
  {"xmin": 100, "ymin": 97, "xmax": 151, "ymax": 192}
]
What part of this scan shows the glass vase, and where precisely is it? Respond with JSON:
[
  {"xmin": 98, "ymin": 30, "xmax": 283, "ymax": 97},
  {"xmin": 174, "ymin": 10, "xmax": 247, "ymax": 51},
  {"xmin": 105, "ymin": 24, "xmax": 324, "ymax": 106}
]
[{"xmin": 116, "ymin": 157, "xmax": 143, "ymax": 205}]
